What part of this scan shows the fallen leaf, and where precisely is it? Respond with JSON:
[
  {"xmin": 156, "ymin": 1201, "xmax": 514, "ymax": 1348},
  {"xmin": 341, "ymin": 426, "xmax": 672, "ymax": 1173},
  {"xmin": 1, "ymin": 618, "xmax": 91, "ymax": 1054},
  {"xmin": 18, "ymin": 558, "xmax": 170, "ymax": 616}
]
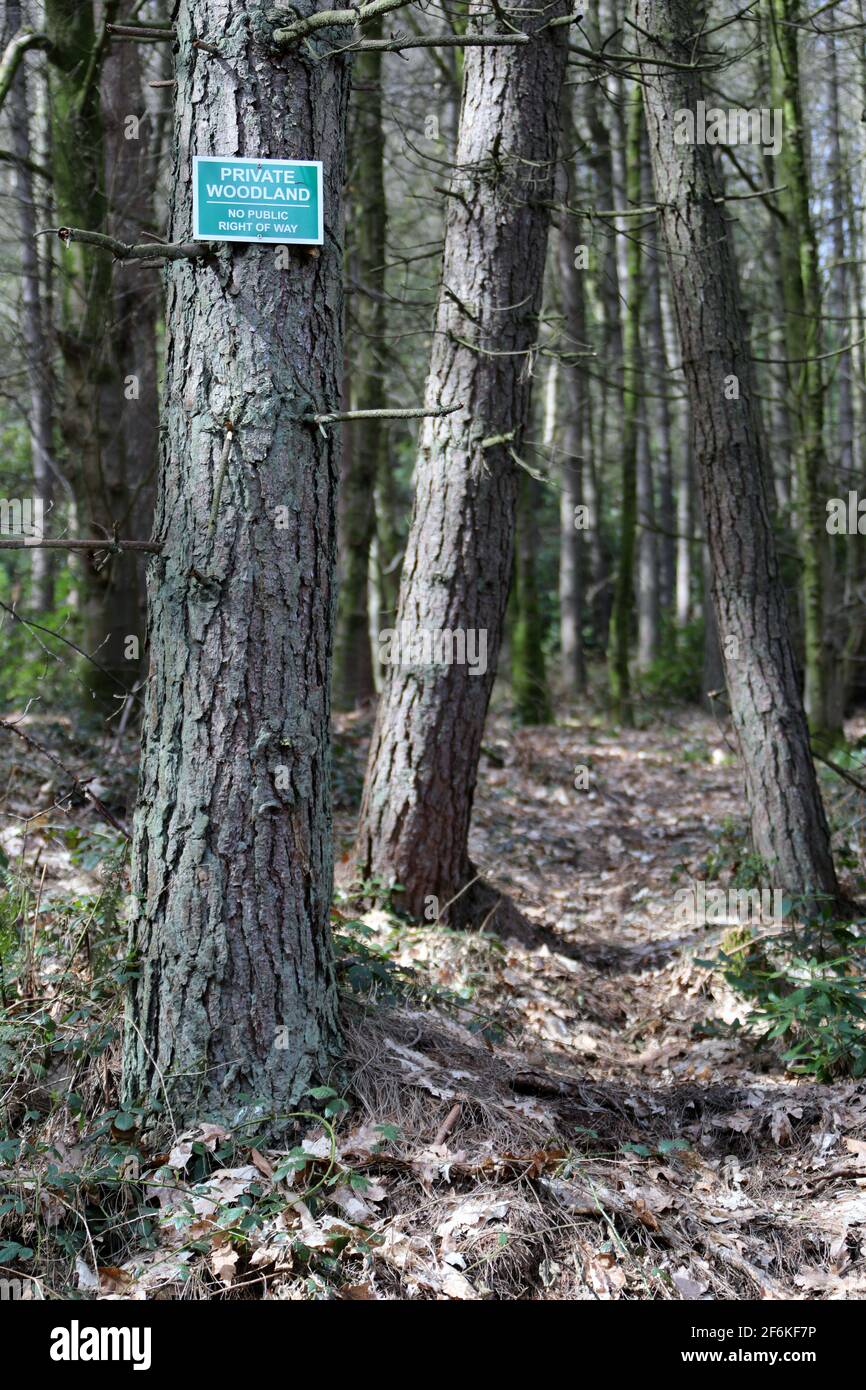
[
  {"xmin": 210, "ymin": 1238, "xmax": 238, "ymax": 1287},
  {"xmin": 673, "ymin": 1266, "xmax": 709, "ymax": 1300}
]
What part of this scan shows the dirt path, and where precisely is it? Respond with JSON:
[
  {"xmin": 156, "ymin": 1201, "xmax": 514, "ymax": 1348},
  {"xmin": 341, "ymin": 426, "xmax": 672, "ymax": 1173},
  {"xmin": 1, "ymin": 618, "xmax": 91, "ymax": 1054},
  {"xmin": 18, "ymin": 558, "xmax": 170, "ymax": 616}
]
[{"xmin": 335, "ymin": 708, "xmax": 866, "ymax": 1299}]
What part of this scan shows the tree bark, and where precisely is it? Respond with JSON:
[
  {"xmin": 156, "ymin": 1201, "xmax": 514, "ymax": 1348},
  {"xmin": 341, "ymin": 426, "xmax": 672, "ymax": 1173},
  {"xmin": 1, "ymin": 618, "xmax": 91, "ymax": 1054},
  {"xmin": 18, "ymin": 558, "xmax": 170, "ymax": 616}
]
[
  {"xmin": 764, "ymin": 0, "xmax": 837, "ymax": 745},
  {"xmin": 637, "ymin": 125, "xmax": 660, "ymax": 670},
  {"xmin": 334, "ymin": 18, "xmax": 386, "ymax": 710},
  {"xmin": 646, "ymin": 244, "xmax": 675, "ymax": 625},
  {"xmin": 45, "ymin": 0, "xmax": 123, "ymax": 708},
  {"xmin": 123, "ymin": 0, "xmax": 348, "ymax": 1127},
  {"xmin": 636, "ymin": 406, "xmax": 659, "ymax": 670},
  {"xmin": 582, "ymin": 6, "xmax": 618, "ymax": 647},
  {"xmin": 676, "ymin": 404, "xmax": 694, "ymax": 629},
  {"xmin": 512, "ymin": 469, "xmax": 552, "ymax": 725},
  {"xmin": 100, "ymin": 34, "xmax": 159, "ymax": 686},
  {"xmin": 827, "ymin": 35, "xmax": 861, "ymax": 724},
  {"xmin": 557, "ymin": 97, "xmax": 588, "ymax": 694},
  {"xmin": 6, "ymin": 0, "xmax": 55, "ymax": 613},
  {"xmin": 352, "ymin": 0, "xmax": 568, "ymax": 924},
  {"xmin": 608, "ymin": 85, "xmax": 644, "ymax": 722},
  {"xmin": 634, "ymin": 0, "xmax": 840, "ymax": 906}
]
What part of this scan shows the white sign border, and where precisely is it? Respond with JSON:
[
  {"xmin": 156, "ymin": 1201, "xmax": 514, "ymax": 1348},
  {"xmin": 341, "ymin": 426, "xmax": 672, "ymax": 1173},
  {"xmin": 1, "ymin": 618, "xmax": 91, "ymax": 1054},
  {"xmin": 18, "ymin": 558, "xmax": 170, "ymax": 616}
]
[{"xmin": 191, "ymin": 156, "xmax": 324, "ymax": 246}]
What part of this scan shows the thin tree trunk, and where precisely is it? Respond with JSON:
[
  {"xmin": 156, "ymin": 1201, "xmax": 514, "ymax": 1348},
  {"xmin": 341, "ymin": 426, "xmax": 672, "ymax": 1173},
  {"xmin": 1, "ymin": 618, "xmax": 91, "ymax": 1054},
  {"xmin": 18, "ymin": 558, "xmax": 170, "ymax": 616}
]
[
  {"xmin": 353, "ymin": 0, "xmax": 568, "ymax": 925},
  {"xmin": 636, "ymin": 406, "xmax": 659, "ymax": 669},
  {"xmin": 647, "ymin": 244, "xmax": 675, "ymax": 626},
  {"xmin": 334, "ymin": 19, "xmax": 386, "ymax": 709},
  {"xmin": 583, "ymin": 6, "xmax": 618, "ymax": 646},
  {"xmin": 513, "ymin": 469, "xmax": 552, "ymax": 725},
  {"xmin": 764, "ymin": 0, "xmax": 837, "ymax": 746},
  {"xmin": 45, "ymin": 0, "xmax": 121, "ymax": 705},
  {"xmin": 636, "ymin": 126, "xmax": 660, "ymax": 670},
  {"xmin": 827, "ymin": 36, "xmax": 861, "ymax": 722},
  {"xmin": 558, "ymin": 95, "xmax": 588, "ymax": 694},
  {"xmin": 7, "ymin": 0, "xmax": 55, "ymax": 612},
  {"xmin": 635, "ymin": 0, "xmax": 841, "ymax": 906},
  {"xmin": 100, "ymin": 34, "xmax": 159, "ymax": 685},
  {"xmin": 608, "ymin": 84, "xmax": 643, "ymax": 722},
  {"xmin": 123, "ymin": 1, "xmax": 348, "ymax": 1127},
  {"xmin": 701, "ymin": 525, "xmax": 724, "ymax": 709},
  {"xmin": 676, "ymin": 406, "xmax": 694, "ymax": 629}
]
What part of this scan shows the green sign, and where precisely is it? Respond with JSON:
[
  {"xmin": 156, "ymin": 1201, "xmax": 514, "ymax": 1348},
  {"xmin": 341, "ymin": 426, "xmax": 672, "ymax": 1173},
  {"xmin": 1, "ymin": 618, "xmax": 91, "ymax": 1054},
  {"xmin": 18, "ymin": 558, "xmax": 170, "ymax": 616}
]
[{"xmin": 192, "ymin": 157, "xmax": 323, "ymax": 245}]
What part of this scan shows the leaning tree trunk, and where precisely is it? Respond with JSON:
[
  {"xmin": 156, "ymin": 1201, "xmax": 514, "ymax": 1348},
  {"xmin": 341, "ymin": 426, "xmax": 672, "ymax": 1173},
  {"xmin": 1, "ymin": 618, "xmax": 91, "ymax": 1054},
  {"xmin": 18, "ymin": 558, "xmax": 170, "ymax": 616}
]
[
  {"xmin": 352, "ymin": 0, "xmax": 568, "ymax": 925},
  {"xmin": 634, "ymin": 0, "xmax": 840, "ymax": 906},
  {"xmin": 123, "ymin": 1, "xmax": 349, "ymax": 1127}
]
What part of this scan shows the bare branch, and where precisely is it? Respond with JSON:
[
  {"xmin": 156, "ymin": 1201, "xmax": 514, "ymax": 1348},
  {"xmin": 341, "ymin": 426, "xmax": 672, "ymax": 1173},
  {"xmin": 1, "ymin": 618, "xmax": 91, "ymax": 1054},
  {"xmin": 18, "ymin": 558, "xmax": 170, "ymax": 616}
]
[
  {"xmin": 184, "ymin": 1, "xmax": 587, "ymax": 55},
  {"xmin": 106, "ymin": 23, "xmax": 175, "ymax": 41},
  {"xmin": 305, "ymin": 404, "xmax": 462, "ymax": 425},
  {"xmin": 273, "ymin": 0, "xmax": 414, "ymax": 46},
  {"xmin": 0, "ymin": 29, "xmax": 51, "ymax": 114},
  {"xmin": 36, "ymin": 227, "xmax": 207, "ymax": 263},
  {"xmin": 0, "ymin": 715, "xmax": 131, "ymax": 840},
  {"xmin": 0, "ymin": 147, "xmax": 51, "ymax": 180},
  {"xmin": 0, "ymin": 538, "xmax": 161, "ymax": 554},
  {"xmin": 318, "ymin": 32, "xmax": 532, "ymax": 56},
  {"xmin": 0, "ymin": 599, "xmax": 143, "ymax": 711}
]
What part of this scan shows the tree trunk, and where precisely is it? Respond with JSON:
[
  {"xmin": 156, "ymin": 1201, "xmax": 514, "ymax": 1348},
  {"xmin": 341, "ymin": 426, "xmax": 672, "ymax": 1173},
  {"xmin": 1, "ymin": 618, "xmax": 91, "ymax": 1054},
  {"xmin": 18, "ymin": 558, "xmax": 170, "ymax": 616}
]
[
  {"xmin": 582, "ymin": 7, "xmax": 618, "ymax": 646},
  {"xmin": 7, "ymin": 0, "xmax": 55, "ymax": 612},
  {"xmin": 45, "ymin": 0, "xmax": 125, "ymax": 708},
  {"xmin": 647, "ymin": 246, "xmax": 675, "ymax": 625},
  {"xmin": 557, "ymin": 97, "xmax": 588, "ymax": 694},
  {"xmin": 512, "ymin": 469, "xmax": 552, "ymax": 725},
  {"xmin": 636, "ymin": 407, "xmax": 659, "ymax": 670},
  {"xmin": 334, "ymin": 19, "xmax": 386, "ymax": 710},
  {"xmin": 827, "ymin": 36, "xmax": 861, "ymax": 723},
  {"xmin": 608, "ymin": 84, "xmax": 643, "ymax": 722},
  {"xmin": 634, "ymin": 0, "xmax": 840, "ymax": 906},
  {"xmin": 123, "ymin": 1, "xmax": 348, "ymax": 1128},
  {"xmin": 700, "ymin": 524, "xmax": 724, "ymax": 709},
  {"xmin": 352, "ymin": 0, "xmax": 568, "ymax": 924},
  {"xmin": 100, "ymin": 34, "xmax": 159, "ymax": 686},
  {"xmin": 764, "ymin": 0, "xmax": 837, "ymax": 746},
  {"xmin": 676, "ymin": 406, "xmax": 694, "ymax": 629},
  {"xmin": 636, "ymin": 126, "xmax": 660, "ymax": 670}
]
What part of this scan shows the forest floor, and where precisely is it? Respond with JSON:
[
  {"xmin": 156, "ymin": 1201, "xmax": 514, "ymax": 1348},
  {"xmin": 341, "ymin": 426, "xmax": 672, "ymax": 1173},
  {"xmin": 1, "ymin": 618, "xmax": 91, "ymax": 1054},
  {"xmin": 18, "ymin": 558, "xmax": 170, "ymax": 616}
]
[
  {"xmin": 326, "ymin": 703, "xmax": 866, "ymax": 1300},
  {"xmin": 1, "ymin": 703, "xmax": 866, "ymax": 1300}
]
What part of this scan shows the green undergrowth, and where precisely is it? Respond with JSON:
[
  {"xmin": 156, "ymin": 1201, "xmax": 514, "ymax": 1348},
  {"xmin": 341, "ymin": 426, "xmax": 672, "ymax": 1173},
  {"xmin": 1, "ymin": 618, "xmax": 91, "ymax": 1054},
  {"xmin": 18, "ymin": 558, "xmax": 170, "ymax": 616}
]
[{"xmin": 690, "ymin": 819, "xmax": 866, "ymax": 1081}]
